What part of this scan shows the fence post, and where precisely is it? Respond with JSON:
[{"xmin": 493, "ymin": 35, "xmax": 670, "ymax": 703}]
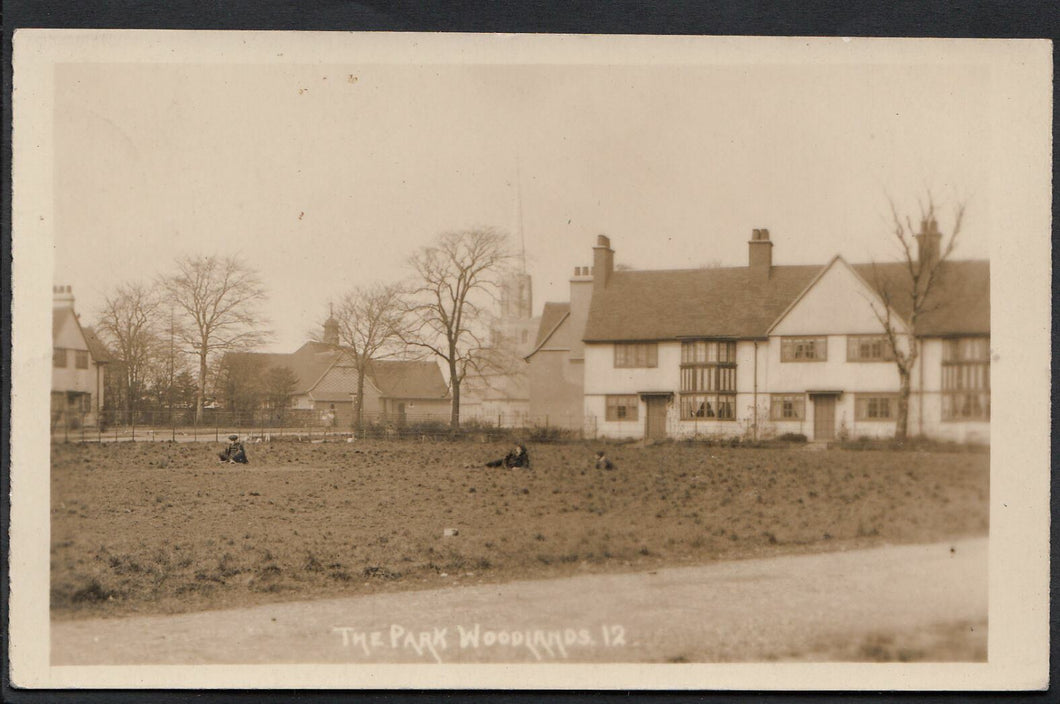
[{"xmin": 131, "ymin": 413, "xmax": 136, "ymax": 442}]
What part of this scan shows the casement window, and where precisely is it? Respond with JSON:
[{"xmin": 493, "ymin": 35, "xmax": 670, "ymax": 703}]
[
  {"xmin": 855, "ymin": 394, "xmax": 898, "ymax": 421},
  {"xmin": 614, "ymin": 342, "xmax": 658, "ymax": 368},
  {"xmin": 942, "ymin": 337, "xmax": 990, "ymax": 421},
  {"xmin": 770, "ymin": 394, "xmax": 805, "ymax": 420},
  {"xmin": 781, "ymin": 337, "xmax": 827, "ymax": 362},
  {"xmin": 75, "ymin": 350, "xmax": 89, "ymax": 369},
  {"xmin": 846, "ymin": 335, "xmax": 895, "ymax": 362},
  {"xmin": 605, "ymin": 395, "xmax": 639, "ymax": 421},
  {"xmin": 680, "ymin": 340, "xmax": 736, "ymax": 420},
  {"xmin": 53, "ymin": 348, "xmax": 67, "ymax": 368}
]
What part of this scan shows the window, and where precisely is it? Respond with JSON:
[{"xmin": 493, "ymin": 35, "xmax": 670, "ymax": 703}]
[
  {"xmin": 942, "ymin": 337, "xmax": 990, "ymax": 421},
  {"xmin": 680, "ymin": 394, "xmax": 735, "ymax": 420},
  {"xmin": 680, "ymin": 340, "xmax": 737, "ymax": 421},
  {"xmin": 75, "ymin": 350, "xmax": 89, "ymax": 369},
  {"xmin": 53, "ymin": 348, "xmax": 67, "ymax": 368},
  {"xmin": 781, "ymin": 337, "xmax": 827, "ymax": 362},
  {"xmin": 855, "ymin": 394, "xmax": 898, "ymax": 421},
  {"xmin": 770, "ymin": 394, "xmax": 805, "ymax": 420},
  {"xmin": 605, "ymin": 395, "xmax": 639, "ymax": 421},
  {"xmin": 846, "ymin": 335, "xmax": 895, "ymax": 362},
  {"xmin": 614, "ymin": 342, "xmax": 658, "ymax": 368}
]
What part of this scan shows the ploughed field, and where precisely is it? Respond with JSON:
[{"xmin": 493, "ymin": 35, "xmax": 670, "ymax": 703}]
[{"xmin": 51, "ymin": 440, "xmax": 988, "ymax": 620}]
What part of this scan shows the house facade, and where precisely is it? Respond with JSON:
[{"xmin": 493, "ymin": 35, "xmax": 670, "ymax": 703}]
[
  {"xmin": 52, "ymin": 285, "xmax": 110, "ymax": 428},
  {"xmin": 561, "ymin": 231, "xmax": 989, "ymax": 443}
]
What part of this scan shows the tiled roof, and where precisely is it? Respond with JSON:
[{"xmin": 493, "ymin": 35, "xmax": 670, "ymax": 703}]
[
  {"xmin": 81, "ymin": 327, "xmax": 114, "ymax": 363},
  {"xmin": 52, "ymin": 307, "xmax": 76, "ymax": 342},
  {"xmin": 532, "ymin": 302, "xmax": 571, "ymax": 349},
  {"xmin": 851, "ymin": 260, "xmax": 989, "ymax": 336},
  {"xmin": 225, "ymin": 342, "xmax": 338, "ymax": 395},
  {"xmin": 227, "ymin": 344, "xmax": 450, "ymax": 400},
  {"xmin": 583, "ymin": 266, "xmax": 821, "ymax": 341},
  {"xmin": 368, "ymin": 360, "xmax": 450, "ymax": 399},
  {"xmin": 583, "ymin": 259, "xmax": 989, "ymax": 341}
]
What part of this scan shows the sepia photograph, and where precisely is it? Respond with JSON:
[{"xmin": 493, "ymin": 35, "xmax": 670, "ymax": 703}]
[{"xmin": 9, "ymin": 30, "xmax": 1051, "ymax": 690}]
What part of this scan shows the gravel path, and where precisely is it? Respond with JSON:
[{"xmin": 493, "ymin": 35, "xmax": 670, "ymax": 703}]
[{"xmin": 51, "ymin": 537, "xmax": 986, "ymax": 664}]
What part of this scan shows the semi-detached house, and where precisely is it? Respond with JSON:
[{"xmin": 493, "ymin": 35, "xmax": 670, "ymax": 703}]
[{"xmin": 534, "ymin": 228, "xmax": 989, "ymax": 443}]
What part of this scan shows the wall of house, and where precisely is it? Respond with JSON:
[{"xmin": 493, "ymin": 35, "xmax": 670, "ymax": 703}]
[
  {"xmin": 913, "ymin": 338, "xmax": 990, "ymax": 444},
  {"xmin": 53, "ymin": 317, "xmax": 95, "ymax": 397},
  {"xmin": 528, "ymin": 350, "xmax": 584, "ymax": 429},
  {"xmin": 52, "ymin": 313, "xmax": 99, "ymax": 426},
  {"xmin": 380, "ymin": 398, "xmax": 451, "ymax": 424}
]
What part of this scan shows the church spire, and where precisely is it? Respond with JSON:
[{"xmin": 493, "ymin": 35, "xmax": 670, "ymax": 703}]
[{"xmin": 515, "ymin": 156, "xmax": 527, "ymax": 274}]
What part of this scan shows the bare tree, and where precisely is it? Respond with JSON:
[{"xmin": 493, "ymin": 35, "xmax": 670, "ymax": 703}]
[
  {"xmin": 403, "ymin": 228, "xmax": 513, "ymax": 429},
  {"xmin": 159, "ymin": 255, "xmax": 271, "ymax": 423},
  {"xmin": 263, "ymin": 365, "xmax": 299, "ymax": 424},
  {"xmin": 95, "ymin": 282, "xmax": 160, "ymax": 422},
  {"xmin": 330, "ymin": 283, "xmax": 408, "ymax": 431},
  {"xmin": 868, "ymin": 194, "xmax": 964, "ymax": 442}
]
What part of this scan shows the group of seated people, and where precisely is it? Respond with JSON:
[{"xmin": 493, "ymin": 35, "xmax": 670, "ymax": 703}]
[{"xmin": 217, "ymin": 435, "xmax": 616, "ymax": 471}]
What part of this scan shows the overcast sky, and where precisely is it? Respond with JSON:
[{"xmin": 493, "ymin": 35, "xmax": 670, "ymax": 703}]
[{"xmin": 54, "ymin": 48, "xmax": 994, "ymax": 352}]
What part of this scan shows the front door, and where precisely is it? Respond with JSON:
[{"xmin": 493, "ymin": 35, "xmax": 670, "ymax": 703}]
[
  {"xmin": 645, "ymin": 396, "xmax": 668, "ymax": 440},
  {"xmin": 813, "ymin": 395, "xmax": 836, "ymax": 441}
]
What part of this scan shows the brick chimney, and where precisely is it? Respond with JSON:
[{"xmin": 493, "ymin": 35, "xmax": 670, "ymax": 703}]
[
  {"xmin": 568, "ymin": 264, "xmax": 594, "ymax": 360},
  {"xmin": 915, "ymin": 217, "xmax": 942, "ymax": 270},
  {"xmin": 748, "ymin": 228, "xmax": 773, "ymax": 275},
  {"xmin": 53, "ymin": 284, "xmax": 75, "ymax": 309},
  {"xmin": 592, "ymin": 234, "xmax": 614, "ymax": 292}
]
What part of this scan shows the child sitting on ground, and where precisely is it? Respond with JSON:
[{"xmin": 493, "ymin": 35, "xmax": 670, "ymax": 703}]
[
  {"xmin": 218, "ymin": 434, "xmax": 248, "ymax": 464},
  {"xmin": 594, "ymin": 450, "xmax": 614, "ymax": 470},
  {"xmin": 485, "ymin": 443, "xmax": 531, "ymax": 469}
]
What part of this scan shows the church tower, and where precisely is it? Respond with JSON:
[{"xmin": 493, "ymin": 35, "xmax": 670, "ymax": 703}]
[{"xmin": 323, "ymin": 304, "xmax": 340, "ymax": 346}]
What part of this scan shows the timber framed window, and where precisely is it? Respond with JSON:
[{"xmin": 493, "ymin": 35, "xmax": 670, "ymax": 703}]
[
  {"xmin": 855, "ymin": 394, "xmax": 898, "ymax": 421},
  {"xmin": 680, "ymin": 340, "xmax": 736, "ymax": 420},
  {"xmin": 941, "ymin": 337, "xmax": 990, "ymax": 421},
  {"xmin": 781, "ymin": 336, "xmax": 827, "ymax": 362},
  {"xmin": 605, "ymin": 395, "xmax": 639, "ymax": 421},
  {"xmin": 75, "ymin": 350, "xmax": 89, "ymax": 369},
  {"xmin": 770, "ymin": 394, "xmax": 805, "ymax": 420},
  {"xmin": 53, "ymin": 348, "xmax": 67, "ymax": 368},
  {"xmin": 613, "ymin": 342, "xmax": 658, "ymax": 368},
  {"xmin": 846, "ymin": 335, "xmax": 895, "ymax": 362}
]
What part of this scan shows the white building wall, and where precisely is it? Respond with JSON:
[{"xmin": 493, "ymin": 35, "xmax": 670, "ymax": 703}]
[{"xmin": 52, "ymin": 315, "xmax": 95, "ymax": 396}]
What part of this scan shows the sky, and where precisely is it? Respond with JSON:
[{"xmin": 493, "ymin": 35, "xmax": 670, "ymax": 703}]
[{"xmin": 54, "ymin": 46, "xmax": 995, "ymax": 353}]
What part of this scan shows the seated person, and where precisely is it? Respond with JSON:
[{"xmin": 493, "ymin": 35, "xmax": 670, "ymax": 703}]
[
  {"xmin": 485, "ymin": 443, "xmax": 531, "ymax": 469},
  {"xmin": 594, "ymin": 450, "xmax": 614, "ymax": 470},
  {"xmin": 218, "ymin": 434, "xmax": 248, "ymax": 464}
]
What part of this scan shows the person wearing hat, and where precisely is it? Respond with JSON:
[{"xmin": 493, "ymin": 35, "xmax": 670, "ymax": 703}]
[{"xmin": 218, "ymin": 434, "xmax": 248, "ymax": 464}]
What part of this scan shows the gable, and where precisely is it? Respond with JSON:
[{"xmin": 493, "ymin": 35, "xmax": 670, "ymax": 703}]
[
  {"xmin": 769, "ymin": 258, "xmax": 904, "ymax": 336},
  {"xmin": 52, "ymin": 308, "xmax": 90, "ymax": 351}
]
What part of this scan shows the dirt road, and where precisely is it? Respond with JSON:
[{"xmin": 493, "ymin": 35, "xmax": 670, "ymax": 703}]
[{"xmin": 51, "ymin": 537, "xmax": 986, "ymax": 664}]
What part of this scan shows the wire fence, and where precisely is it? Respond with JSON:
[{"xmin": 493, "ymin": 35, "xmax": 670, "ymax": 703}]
[{"xmin": 50, "ymin": 407, "xmax": 594, "ymax": 444}]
